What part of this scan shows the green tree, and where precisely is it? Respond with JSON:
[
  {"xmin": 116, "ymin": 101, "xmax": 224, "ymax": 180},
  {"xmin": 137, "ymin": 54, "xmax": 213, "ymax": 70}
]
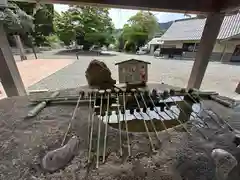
[
  {"xmin": 54, "ymin": 11, "xmax": 77, "ymax": 46},
  {"xmin": 121, "ymin": 11, "xmax": 159, "ymax": 52},
  {"xmin": 0, "ymin": 3, "xmax": 33, "ymax": 34},
  {"xmin": 54, "ymin": 6, "xmax": 115, "ymax": 50},
  {"xmin": 115, "ymin": 31, "xmax": 124, "ymax": 51},
  {"xmin": 33, "ymin": 4, "xmax": 54, "ymax": 46},
  {"xmin": 0, "ymin": 2, "xmax": 34, "ymax": 60},
  {"xmin": 12, "ymin": 2, "xmax": 54, "ymax": 46}
]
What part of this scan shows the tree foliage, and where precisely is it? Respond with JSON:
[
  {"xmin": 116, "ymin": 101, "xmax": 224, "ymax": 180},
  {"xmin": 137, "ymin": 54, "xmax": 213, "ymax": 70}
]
[
  {"xmin": 0, "ymin": 3, "xmax": 34, "ymax": 59},
  {"xmin": 54, "ymin": 6, "xmax": 115, "ymax": 49},
  {"xmin": 0, "ymin": 2, "xmax": 33, "ymax": 34},
  {"xmin": 121, "ymin": 11, "xmax": 159, "ymax": 52},
  {"xmin": 54, "ymin": 10, "xmax": 76, "ymax": 46},
  {"xmin": 12, "ymin": 1, "xmax": 54, "ymax": 46},
  {"xmin": 33, "ymin": 4, "xmax": 54, "ymax": 46},
  {"xmin": 116, "ymin": 31, "xmax": 124, "ymax": 51}
]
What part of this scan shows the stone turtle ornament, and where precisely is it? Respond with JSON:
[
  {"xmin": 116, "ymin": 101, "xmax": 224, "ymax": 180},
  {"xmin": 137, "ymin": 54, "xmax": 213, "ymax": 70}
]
[{"xmin": 42, "ymin": 136, "xmax": 80, "ymax": 173}]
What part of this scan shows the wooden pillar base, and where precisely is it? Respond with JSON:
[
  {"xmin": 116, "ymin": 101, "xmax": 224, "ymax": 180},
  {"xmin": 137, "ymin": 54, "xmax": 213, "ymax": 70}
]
[
  {"xmin": 187, "ymin": 13, "xmax": 224, "ymax": 89},
  {"xmin": 236, "ymin": 82, "xmax": 240, "ymax": 94},
  {"xmin": 0, "ymin": 24, "xmax": 26, "ymax": 97}
]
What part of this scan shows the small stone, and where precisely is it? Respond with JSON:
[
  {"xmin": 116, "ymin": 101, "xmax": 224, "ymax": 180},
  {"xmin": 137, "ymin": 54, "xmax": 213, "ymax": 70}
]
[{"xmin": 12, "ymin": 159, "xmax": 17, "ymax": 165}]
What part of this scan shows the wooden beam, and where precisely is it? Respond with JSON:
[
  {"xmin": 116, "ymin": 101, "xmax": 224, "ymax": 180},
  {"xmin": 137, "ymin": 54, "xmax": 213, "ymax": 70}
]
[
  {"xmin": 14, "ymin": 0, "xmax": 214, "ymax": 13},
  {"xmin": 0, "ymin": 24, "xmax": 26, "ymax": 97},
  {"xmin": 218, "ymin": 0, "xmax": 240, "ymax": 13},
  {"xmin": 187, "ymin": 12, "xmax": 224, "ymax": 89}
]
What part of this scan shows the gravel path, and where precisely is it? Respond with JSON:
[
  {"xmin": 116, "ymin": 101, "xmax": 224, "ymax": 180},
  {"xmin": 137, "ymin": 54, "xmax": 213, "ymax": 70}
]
[
  {"xmin": 0, "ymin": 89, "xmax": 240, "ymax": 180},
  {"xmin": 28, "ymin": 53, "xmax": 240, "ymax": 99}
]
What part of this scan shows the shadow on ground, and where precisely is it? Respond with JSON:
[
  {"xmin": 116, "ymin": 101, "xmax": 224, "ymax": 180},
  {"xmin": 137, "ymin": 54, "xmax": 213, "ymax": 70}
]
[{"xmin": 55, "ymin": 49, "xmax": 116, "ymax": 57}]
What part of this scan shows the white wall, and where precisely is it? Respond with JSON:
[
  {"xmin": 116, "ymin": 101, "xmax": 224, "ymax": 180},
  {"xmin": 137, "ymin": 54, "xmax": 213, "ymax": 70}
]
[
  {"xmin": 213, "ymin": 40, "xmax": 240, "ymax": 53},
  {"xmin": 213, "ymin": 42, "xmax": 225, "ymax": 52},
  {"xmin": 163, "ymin": 41, "xmax": 183, "ymax": 48},
  {"xmin": 226, "ymin": 40, "xmax": 240, "ymax": 53}
]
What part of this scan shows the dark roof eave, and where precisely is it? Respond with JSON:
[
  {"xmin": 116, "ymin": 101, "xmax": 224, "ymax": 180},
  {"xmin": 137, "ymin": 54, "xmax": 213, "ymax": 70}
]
[{"xmin": 115, "ymin": 59, "xmax": 151, "ymax": 65}]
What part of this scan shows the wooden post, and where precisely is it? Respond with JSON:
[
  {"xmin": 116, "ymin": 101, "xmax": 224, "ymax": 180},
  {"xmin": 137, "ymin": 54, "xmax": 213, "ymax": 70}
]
[
  {"xmin": 187, "ymin": 13, "xmax": 224, "ymax": 89},
  {"xmin": 0, "ymin": 24, "xmax": 26, "ymax": 97}
]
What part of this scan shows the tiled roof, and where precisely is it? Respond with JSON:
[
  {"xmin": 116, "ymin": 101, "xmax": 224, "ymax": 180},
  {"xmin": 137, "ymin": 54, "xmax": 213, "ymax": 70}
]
[{"xmin": 159, "ymin": 12, "xmax": 240, "ymax": 41}]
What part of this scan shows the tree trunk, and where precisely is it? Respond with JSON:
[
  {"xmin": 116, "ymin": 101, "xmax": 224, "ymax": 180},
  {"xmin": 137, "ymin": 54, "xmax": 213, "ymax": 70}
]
[
  {"xmin": 14, "ymin": 35, "xmax": 27, "ymax": 61},
  {"xmin": 27, "ymin": 35, "xmax": 37, "ymax": 59},
  {"xmin": 31, "ymin": 45, "xmax": 38, "ymax": 59}
]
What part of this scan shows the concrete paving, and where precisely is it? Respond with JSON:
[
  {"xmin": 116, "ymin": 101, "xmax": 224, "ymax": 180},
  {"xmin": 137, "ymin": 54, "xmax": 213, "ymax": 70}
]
[
  {"xmin": 0, "ymin": 58, "xmax": 74, "ymax": 99},
  {"xmin": 28, "ymin": 52, "xmax": 240, "ymax": 99}
]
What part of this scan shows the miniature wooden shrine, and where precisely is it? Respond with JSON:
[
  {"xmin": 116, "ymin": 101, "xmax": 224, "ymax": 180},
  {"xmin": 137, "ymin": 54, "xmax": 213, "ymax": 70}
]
[{"xmin": 115, "ymin": 59, "xmax": 150, "ymax": 86}]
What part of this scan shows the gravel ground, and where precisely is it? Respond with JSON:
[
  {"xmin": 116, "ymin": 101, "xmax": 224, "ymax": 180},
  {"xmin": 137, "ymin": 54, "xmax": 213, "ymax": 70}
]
[
  {"xmin": 28, "ymin": 52, "xmax": 240, "ymax": 99},
  {"xmin": 1, "ymin": 88, "xmax": 240, "ymax": 180}
]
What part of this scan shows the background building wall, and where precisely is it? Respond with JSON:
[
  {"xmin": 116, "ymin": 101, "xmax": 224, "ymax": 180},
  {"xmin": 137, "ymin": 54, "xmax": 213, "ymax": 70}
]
[
  {"xmin": 163, "ymin": 41, "xmax": 183, "ymax": 48},
  {"xmin": 215, "ymin": 40, "xmax": 240, "ymax": 62},
  {"xmin": 149, "ymin": 39, "xmax": 240, "ymax": 62},
  {"xmin": 163, "ymin": 40, "xmax": 240, "ymax": 62}
]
